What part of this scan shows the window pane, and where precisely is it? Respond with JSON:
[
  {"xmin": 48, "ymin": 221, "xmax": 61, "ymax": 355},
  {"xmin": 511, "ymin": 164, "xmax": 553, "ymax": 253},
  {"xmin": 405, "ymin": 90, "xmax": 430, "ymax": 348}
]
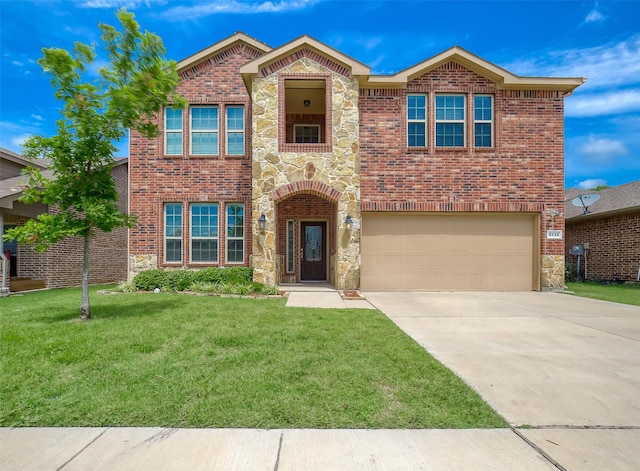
[
  {"xmin": 474, "ymin": 96, "xmax": 492, "ymax": 121},
  {"xmin": 227, "ymin": 132, "xmax": 244, "ymax": 155},
  {"xmin": 191, "ymin": 203, "xmax": 218, "ymax": 238},
  {"xmin": 191, "ymin": 107, "xmax": 218, "ymax": 130},
  {"xmin": 192, "ymin": 132, "xmax": 218, "ymax": 154},
  {"xmin": 294, "ymin": 126, "xmax": 319, "ymax": 143},
  {"xmin": 166, "ymin": 108, "xmax": 182, "ymax": 130},
  {"xmin": 408, "ymin": 123, "xmax": 425, "ymax": 147},
  {"xmin": 191, "ymin": 240, "xmax": 218, "ymax": 262},
  {"xmin": 165, "ymin": 203, "xmax": 182, "ymax": 237},
  {"xmin": 407, "ymin": 95, "xmax": 426, "ymax": 120},
  {"xmin": 436, "ymin": 123, "xmax": 464, "ymax": 147},
  {"xmin": 286, "ymin": 220, "xmax": 294, "ymax": 273},
  {"xmin": 226, "ymin": 107, "xmax": 244, "ymax": 130},
  {"xmin": 227, "ymin": 239, "xmax": 244, "ymax": 263},
  {"xmin": 165, "ymin": 240, "xmax": 182, "ymax": 262},
  {"xmin": 166, "ymin": 132, "xmax": 182, "ymax": 155},
  {"xmin": 475, "ymin": 123, "xmax": 492, "ymax": 147}
]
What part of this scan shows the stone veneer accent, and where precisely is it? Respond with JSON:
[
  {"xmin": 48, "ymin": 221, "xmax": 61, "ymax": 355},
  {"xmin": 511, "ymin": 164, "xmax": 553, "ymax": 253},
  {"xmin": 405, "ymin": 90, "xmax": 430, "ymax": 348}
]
[
  {"xmin": 541, "ymin": 255, "xmax": 565, "ymax": 291},
  {"xmin": 251, "ymin": 57, "xmax": 361, "ymax": 289},
  {"xmin": 128, "ymin": 254, "xmax": 158, "ymax": 282}
]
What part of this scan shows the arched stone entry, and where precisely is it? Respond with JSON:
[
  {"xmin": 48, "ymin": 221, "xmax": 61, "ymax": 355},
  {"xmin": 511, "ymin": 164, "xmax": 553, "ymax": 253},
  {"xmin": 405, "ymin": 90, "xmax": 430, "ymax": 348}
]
[{"xmin": 276, "ymin": 193, "xmax": 337, "ymax": 284}]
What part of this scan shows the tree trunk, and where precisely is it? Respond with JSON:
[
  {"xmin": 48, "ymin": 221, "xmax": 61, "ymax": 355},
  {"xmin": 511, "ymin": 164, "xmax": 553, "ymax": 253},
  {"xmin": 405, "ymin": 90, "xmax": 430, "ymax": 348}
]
[{"xmin": 80, "ymin": 231, "xmax": 91, "ymax": 320}]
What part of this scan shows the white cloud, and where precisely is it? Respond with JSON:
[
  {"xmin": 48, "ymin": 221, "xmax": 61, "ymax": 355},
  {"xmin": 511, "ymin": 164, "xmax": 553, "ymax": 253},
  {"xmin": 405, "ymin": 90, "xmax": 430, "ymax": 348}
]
[
  {"xmin": 159, "ymin": 0, "xmax": 321, "ymax": 20},
  {"xmin": 578, "ymin": 178, "xmax": 607, "ymax": 189},
  {"xmin": 12, "ymin": 60, "xmax": 24, "ymax": 67},
  {"xmin": 31, "ymin": 114, "xmax": 43, "ymax": 121},
  {"xmin": 0, "ymin": 121, "xmax": 42, "ymax": 153},
  {"xmin": 583, "ymin": 5, "xmax": 605, "ymax": 24},
  {"xmin": 566, "ymin": 89, "xmax": 640, "ymax": 117},
  {"xmin": 575, "ymin": 136, "xmax": 627, "ymax": 166}
]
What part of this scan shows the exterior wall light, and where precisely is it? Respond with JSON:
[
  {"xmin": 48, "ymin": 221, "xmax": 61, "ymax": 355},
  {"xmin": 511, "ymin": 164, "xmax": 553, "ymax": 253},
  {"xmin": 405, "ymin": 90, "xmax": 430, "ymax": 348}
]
[
  {"xmin": 258, "ymin": 214, "xmax": 266, "ymax": 232},
  {"xmin": 345, "ymin": 215, "xmax": 353, "ymax": 231},
  {"xmin": 303, "ymin": 100, "xmax": 311, "ymax": 107}
]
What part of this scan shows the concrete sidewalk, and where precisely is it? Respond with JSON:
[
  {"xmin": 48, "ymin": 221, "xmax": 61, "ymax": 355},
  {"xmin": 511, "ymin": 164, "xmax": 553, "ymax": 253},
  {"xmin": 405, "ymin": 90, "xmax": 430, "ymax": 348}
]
[{"xmin": 283, "ymin": 283, "xmax": 376, "ymax": 309}]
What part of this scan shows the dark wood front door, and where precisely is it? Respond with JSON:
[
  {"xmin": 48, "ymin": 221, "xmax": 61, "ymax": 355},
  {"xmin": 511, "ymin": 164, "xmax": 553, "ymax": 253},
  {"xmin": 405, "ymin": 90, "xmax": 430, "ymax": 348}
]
[{"xmin": 300, "ymin": 221, "xmax": 327, "ymax": 281}]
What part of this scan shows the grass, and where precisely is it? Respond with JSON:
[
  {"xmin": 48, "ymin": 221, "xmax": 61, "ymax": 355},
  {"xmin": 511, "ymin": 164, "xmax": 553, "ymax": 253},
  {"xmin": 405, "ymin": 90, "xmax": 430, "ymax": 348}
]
[
  {"xmin": 565, "ymin": 281, "xmax": 640, "ymax": 306},
  {"xmin": 0, "ymin": 286, "xmax": 507, "ymax": 429}
]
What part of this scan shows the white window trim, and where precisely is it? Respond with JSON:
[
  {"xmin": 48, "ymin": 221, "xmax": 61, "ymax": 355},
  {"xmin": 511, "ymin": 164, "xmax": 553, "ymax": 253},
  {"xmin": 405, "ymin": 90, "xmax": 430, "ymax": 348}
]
[
  {"xmin": 407, "ymin": 94, "xmax": 427, "ymax": 147},
  {"xmin": 164, "ymin": 203, "xmax": 183, "ymax": 263},
  {"xmin": 190, "ymin": 106, "xmax": 219, "ymax": 155},
  {"xmin": 293, "ymin": 124, "xmax": 321, "ymax": 144},
  {"xmin": 225, "ymin": 105, "xmax": 245, "ymax": 156},
  {"xmin": 474, "ymin": 95, "xmax": 494, "ymax": 148},
  {"xmin": 189, "ymin": 203, "xmax": 219, "ymax": 264},
  {"xmin": 226, "ymin": 203, "xmax": 244, "ymax": 264},
  {"xmin": 435, "ymin": 94, "xmax": 466, "ymax": 147},
  {"xmin": 286, "ymin": 219, "xmax": 295, "ymax": 273},
  {"xmin": 164, "ymin": 108, "xmax": 182, "ymax": 156}
]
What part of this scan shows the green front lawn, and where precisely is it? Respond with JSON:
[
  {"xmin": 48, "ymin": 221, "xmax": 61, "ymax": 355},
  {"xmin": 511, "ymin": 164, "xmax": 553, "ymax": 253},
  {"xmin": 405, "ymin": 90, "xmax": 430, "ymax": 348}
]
[
  {"xmin": 565, "ymin": 281, "xmax": 640, "ymax": 306},
  {"xmin": 0, "ymin": 286, "xmax": 507, "ymax": 429}
]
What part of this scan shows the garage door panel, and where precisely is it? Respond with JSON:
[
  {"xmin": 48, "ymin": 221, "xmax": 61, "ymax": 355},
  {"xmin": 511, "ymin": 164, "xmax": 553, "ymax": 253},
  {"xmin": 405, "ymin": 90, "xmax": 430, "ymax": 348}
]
[{"xmin": 361, "ymin": 213, "xmax": 536, "ymax": 291}]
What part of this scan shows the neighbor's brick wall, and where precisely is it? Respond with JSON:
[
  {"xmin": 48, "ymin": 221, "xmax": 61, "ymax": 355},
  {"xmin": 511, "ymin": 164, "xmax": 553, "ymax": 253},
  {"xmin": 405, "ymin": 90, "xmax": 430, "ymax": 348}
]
[
  {"xmin": 5, "ymin": 163, "xmax": 129, "ymax": 289},
  {"xmin": 129, "ymin": 44, "xmax": 262, "ymax": 268},
  {"xmin": 359, "ymin": 61, "xmax": 566, "ymax": 256},
  {"xmin": 566, "ymin": 211, "xmax": 640, "ymax": 281}
]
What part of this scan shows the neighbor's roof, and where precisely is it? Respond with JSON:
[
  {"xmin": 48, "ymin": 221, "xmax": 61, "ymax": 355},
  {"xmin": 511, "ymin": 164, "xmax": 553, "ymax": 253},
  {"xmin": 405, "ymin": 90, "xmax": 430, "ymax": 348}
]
[
  {"xmin": 1, "ymin": 147, "xmax": 48, "ymax": 170},
  {"xmin": 565, "ymin": 180, "xmax": 640, "ymax": 220}
]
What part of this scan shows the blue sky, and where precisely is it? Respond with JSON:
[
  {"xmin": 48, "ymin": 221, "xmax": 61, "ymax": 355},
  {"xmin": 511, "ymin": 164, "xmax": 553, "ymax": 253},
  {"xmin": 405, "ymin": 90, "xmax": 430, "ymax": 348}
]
[{"xmin": 1, "ymin": 0, "xmax": 639, "ymax": 189}]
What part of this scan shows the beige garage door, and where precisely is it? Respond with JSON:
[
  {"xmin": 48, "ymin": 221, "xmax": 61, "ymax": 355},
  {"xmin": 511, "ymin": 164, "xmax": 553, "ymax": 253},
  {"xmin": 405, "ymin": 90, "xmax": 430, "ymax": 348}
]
[{"xmin": 360, "ymin": 213, "xmax": 538, "ymax": 291}]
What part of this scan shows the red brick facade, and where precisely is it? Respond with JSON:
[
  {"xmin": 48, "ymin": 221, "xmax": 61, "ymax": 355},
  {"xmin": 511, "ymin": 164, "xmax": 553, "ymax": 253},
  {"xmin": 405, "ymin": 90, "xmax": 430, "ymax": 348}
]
[
  {"xmin": 127, "ymin": 34, "xmax": 582, "ymax": 289},
  {"xmin": 566, "ymin": 211, "xmax": 640, "ymax": 281}
]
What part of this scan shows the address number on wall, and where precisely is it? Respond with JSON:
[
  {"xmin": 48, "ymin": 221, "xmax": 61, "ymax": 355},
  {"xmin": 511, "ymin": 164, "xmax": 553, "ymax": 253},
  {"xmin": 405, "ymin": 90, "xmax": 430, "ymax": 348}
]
[{"xmin": 546, "ymin": 230, "xmax": 563, "ymax": 239}]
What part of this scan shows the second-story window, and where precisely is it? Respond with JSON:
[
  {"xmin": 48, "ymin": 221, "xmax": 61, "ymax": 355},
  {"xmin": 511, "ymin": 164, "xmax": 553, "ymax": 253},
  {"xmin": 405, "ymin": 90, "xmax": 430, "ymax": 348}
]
[
  {"xmin": 165, "ymin": 108, "xmax": 182, "ymax": 155},
  {"xmin": 284, "ymin": 79, "xmax": 326, "ymax": 144},
  {"xmin": 474, "ymin": 95, "xmax": 493, "ymax": 147},
  {"xmin": 407, "ymin": 94, "xmax": 427, "ymax": 147},
  {"xmin": 435, "ymin": 95, "xmax": 465, "ymax": 147},
  {"xmin": 226, "ymin": 106, "xmax": 245, "ymax": 155},
  {"xmin": 191, "ymin": 106, "xmax": 218, "ymax": 155}
]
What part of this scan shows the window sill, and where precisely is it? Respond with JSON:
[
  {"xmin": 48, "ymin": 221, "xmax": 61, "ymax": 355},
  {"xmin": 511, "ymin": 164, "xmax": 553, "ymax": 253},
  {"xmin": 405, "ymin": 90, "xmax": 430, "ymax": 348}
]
[
  {"xmin": 223, "ymin": 154, "xmax": 248, "ymax": 160},
  {"xmin": 188, "ymin": 154, "xmax": 221, "ymax": 159},
  {"xmin": 435, "ymin": 147, "xmax": 469, "ymax": 152},
  {"xmin": 406, "ymin": 147, "xmax": 430, "ymax": 153}
]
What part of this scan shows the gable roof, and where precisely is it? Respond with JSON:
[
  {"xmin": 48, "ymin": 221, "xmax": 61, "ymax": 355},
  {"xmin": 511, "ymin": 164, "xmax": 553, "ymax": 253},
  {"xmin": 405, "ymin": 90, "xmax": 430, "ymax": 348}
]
[
  {"xmin": 565, "ymin": 180, "xmax": 640, "ymax": 220},
  {"xmin": 177, "ymin": 32, "xmax": 272, "ymax": 73},
  {"xmin": 1, "ymin": 147, "xmax": 48, "ymax": 170},
  {"xmin": 367, "ymin": 46, "xmax": 585, "ymax": 92},
  {"xmin": 239, "ymin": 34, "xmax": 371, "ymax": 90}
]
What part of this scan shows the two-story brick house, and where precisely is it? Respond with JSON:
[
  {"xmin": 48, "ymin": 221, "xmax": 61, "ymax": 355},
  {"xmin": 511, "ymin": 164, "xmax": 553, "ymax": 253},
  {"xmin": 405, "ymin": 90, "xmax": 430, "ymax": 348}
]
[{"xmin": 128, "ymin": 33, "xmax": 584, "ymax": 291}]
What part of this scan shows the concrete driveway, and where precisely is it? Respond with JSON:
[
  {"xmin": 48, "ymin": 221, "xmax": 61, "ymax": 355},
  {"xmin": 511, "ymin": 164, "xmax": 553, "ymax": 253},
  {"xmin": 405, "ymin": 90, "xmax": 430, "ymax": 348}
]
[{"xmin": 366, "ymin": 291, "xmax": 640, "ymax": 469}]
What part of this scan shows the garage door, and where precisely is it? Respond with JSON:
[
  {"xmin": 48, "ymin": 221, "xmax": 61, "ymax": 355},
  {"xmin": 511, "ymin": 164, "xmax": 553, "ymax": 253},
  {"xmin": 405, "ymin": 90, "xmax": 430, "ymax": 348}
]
[{"xmin": 360, "ymin": 213, "xmax": 538, "ymax": 291}]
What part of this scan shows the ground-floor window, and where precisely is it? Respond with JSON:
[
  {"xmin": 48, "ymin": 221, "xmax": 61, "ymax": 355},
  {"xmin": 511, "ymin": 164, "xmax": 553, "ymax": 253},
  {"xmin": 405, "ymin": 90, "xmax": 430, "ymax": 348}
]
[
  {"xmin": 286, "ymin": 219, "xmax": 295, "ymax": 273},
  {"xmin": 164, "ymin": 203, "xmax": 183, "ymax": 262},
  {"xmin": 226, "ymin": 203, "xmax": 244, "ymax": 263},
  {"xmin": 190, "ymin": 203, "xmax": 218, "ymax": 263}
]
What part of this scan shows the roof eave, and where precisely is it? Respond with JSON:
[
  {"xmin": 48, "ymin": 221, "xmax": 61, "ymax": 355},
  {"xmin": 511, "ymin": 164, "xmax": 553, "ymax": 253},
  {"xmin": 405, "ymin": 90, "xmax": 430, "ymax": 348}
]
[{"xmin": 566, "ymin": 206, "xmax": 640, "ymax": 222}]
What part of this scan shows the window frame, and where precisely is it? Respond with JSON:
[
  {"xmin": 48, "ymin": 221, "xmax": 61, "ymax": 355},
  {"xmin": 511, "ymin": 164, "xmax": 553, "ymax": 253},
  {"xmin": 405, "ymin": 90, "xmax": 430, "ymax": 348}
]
[
  {"xmin": 189, "ymin": 203, "xmax": 219, "ymax": 264},
  {"xmin": 190, "ymin": 106, "xmax": 219, "ymax": 156},
  {"xmin": 226, "ymin": 203, "xmax": 245, "ymax": 264},
  {"xmin": 164, "ymin": 203, "xmax": 183, "ymax": 263},
  {"xmin": 474, "ymin": 95, "xmax": 494, "ymax": 148},
  {"xmin": 435, "ymin": 94, "xmax": 466, "ymax": 148},
  {"xmin": 407, "ymin": 94, "xmax": 427, "ymax": 148},
  {"xmin": 225, "ymin": 105, "xmax": 245, "ymax": 156},
  {"xmin": 164, "ymin": 108, "xmax": 183, "ymax": 156}
]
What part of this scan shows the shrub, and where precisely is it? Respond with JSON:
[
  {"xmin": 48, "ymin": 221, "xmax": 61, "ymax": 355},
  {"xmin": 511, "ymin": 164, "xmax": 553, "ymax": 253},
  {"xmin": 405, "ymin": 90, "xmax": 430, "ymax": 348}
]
[
  {"xmin": 116, "ymin": 281, "xmax": 137, "ymax": 293},
  {"xmin": 133, "ymin": 269, "xmax": 168, "ymax": 291},
  {"xmin": 565, "ymin": 262, "xmax": 577, "ymax": 283},
  {"xmin": 165, "ymin": 270, "xmax": 194, "ymax": 291}
]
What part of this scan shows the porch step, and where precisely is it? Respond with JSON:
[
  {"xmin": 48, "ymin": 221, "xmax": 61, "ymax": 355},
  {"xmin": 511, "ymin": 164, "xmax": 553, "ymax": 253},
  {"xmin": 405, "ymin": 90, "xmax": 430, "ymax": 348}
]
[{"xmin": 10, "ymin": 278, "xmax": 46, "ymax": 292}]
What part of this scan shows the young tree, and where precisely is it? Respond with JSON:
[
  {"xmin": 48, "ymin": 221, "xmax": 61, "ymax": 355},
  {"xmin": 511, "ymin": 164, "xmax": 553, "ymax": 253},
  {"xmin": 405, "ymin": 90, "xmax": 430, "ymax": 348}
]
[{"xmin": 4, "ymin": 9, "xmax": 185, "ymax": 319}]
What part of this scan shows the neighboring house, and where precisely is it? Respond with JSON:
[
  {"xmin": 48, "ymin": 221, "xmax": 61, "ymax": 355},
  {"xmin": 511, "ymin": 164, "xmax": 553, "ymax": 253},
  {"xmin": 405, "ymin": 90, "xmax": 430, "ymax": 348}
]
[
  {"xmin": 0, "ymin": 147, "xmax": 129, "ymax": 291},
  {"xmin": 565, "ymin": 181, "xmax": 640, "ymax": 282},
  {"xmin": 128, "ymin": 33, "xmax": 585, "ymax": 291}
]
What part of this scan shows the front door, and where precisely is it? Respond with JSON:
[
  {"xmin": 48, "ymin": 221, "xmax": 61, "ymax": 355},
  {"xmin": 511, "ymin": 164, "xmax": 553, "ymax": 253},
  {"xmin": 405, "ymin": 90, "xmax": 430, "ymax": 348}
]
[{"xmin": 300, "ymin": 221, "xmax": 327, "ymax": 281}]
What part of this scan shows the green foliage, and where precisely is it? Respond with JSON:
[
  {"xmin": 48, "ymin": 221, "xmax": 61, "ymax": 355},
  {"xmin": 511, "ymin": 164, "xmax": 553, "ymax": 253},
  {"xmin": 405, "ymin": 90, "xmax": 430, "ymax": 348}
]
[
  {"xmin": 566, "ymin": 281, "xmax": 640, "ymax": 306},
  {"xmin": 589, "ymin": 185, "xmax": 609, "ymax": 191},
  {"xmin": 565, "ymin": 262, "xmax": 577, "ymax": 282},
  {"xmin": 133, "ymin": 268, "xmax": 266, "ymax": 295},
  {"xmin": 132, "ymin": 269, "xmax": 167, "ymax": 291},
  {"xmin": 115, "ymin": 281, "xmax": 137, "ymax": 293},
  {"xmin": 2, "ymin": 9, "xmax": 184, "ymax": 319}
]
